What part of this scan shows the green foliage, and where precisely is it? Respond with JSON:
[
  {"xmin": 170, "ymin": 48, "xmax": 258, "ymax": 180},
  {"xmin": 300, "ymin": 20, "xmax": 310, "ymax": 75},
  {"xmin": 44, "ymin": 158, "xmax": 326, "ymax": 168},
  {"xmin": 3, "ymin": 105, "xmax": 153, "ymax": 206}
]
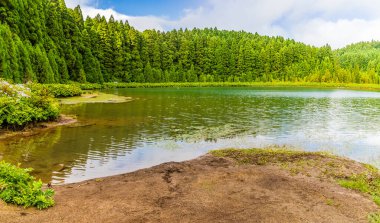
[
  {"xmin": 369, "ymin": 212, "xmax": 380, "ymax": 223},
  {"xmin": 336, "ymin": 41, "xmax": 380, "ymax": 84},
  {"xmin": 0, "ymin": 0, "xmax": 378, "ymax": 85},
  {"xmin": 79, "ymin": 83, "xmax": 103, "ymax": 90},
  {"xmin": 338, "ymin": 173, "xmax": 380, "ymax": 206},
  {"xmin": 29, "ymin": 84, "xmax": 82, "ymax": 98},
  {"xmin": 0, "ymin": 161, "xmax": 54, "ymax": 209},
  {"xmin": 86, "ymin": 81, "xmax": 380, "ymax": 91},
  {"xmin": 0, "ymin": 81, "xmax": 60, "ymax": 129},
  {"xmin": 212, "ymin": 148, "xmax": 380, "ymax": 212},
  {"xmin": 210, "ymin": 148, "xmax": 326, "ymax": 165}
]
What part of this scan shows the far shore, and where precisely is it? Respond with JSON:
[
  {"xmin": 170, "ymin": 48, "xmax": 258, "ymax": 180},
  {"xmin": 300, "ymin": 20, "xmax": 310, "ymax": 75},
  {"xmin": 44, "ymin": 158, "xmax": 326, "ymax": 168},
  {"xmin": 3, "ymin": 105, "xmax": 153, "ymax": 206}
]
[
  {"xmin": 80, "ymin": 81, "xmax": 380, "ymax": 92},
  {"xmin": 0, "ymin": 149, "xmax": 379, "ymax": 223}
]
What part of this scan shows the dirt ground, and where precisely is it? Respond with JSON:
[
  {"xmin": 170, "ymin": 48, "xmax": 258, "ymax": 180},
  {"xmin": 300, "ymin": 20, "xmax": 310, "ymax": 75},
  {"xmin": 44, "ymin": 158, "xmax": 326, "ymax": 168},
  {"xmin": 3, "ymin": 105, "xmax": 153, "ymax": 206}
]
[
  {"xmin": 0, "ymin": 153, "xmax": 378, "ymax": 223},
  {"xmin": 0, "ymin": 115, "xmax": 76, "ymax": 141}
]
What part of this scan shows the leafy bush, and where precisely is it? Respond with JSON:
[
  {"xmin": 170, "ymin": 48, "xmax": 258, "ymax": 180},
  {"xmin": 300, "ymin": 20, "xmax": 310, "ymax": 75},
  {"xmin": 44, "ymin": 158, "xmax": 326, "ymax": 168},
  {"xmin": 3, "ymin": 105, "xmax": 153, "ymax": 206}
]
[
  {"xmin": 29, "ymin": 84, "xmax": 82, "ymax": 98},
  {"xmin": 0, "ymin": 96, "xmax": 60, "ymax": 129},
  {"xmin": 0, "ymin": 81, "xmax": 60, "ymax": 129},
  {"xmin": 0, "ymin": 161, "xmax": 54, "ymax": 209},
  {"xmin": 79, "ymin": 83, "xmax": 103, "ymax": 90}
]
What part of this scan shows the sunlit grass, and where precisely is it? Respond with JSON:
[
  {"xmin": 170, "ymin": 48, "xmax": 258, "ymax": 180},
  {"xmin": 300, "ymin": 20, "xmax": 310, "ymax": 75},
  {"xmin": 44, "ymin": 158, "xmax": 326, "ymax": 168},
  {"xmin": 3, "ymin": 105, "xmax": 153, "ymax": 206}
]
[
  {"xmin": 369, "ymin": 212, "xmax": 380, "ymax": 223},
  {"xmin": 58, "ymin": 92, "xmax": 132, "ymax": 105},
  {"xmin": 211, "ymin": 148, "xmax": 380, "ymax": 215},
  {"xmin": 76, "ymin": 81, "xmax": 380, "ymax": 91}
]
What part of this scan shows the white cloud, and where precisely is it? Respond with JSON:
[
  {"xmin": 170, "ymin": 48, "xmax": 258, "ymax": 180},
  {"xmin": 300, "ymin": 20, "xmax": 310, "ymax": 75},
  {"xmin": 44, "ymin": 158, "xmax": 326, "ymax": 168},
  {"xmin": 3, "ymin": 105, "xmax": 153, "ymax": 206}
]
[
  {"xmin": 81, "ymin": 7, "xmax": 167, "ymax": 31},
  {"xmin": 65, "ymin": 0, "xmax": 167, "ymax": 31},
  {"xmin": 293, "ymin": 18, "xmax": 380, "ymax": 48},
  {"xmin": 65, "ymin": 0, "xmax": 93, "ymax": 9},
  {"xmin": 65, "ymin": 0, "xmax": 380, "ymax": 49}
]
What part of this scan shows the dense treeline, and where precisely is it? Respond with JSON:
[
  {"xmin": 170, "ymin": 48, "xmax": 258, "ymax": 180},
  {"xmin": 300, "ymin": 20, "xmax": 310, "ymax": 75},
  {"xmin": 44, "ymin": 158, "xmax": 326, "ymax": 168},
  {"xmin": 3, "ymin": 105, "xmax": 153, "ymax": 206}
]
[
  {"xmin": 335, "ymin": 41, "xmax": 380, "ymax": 83},
  {"xmin": 0, "ymin": 0, "xmax": 379, "ymax": 84}
]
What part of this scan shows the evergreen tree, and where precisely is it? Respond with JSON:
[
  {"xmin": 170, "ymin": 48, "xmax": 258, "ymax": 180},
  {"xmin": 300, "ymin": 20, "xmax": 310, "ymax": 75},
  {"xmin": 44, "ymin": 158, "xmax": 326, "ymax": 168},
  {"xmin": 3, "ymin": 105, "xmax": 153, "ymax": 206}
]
[{"xmin": 0, "ymin": 0, "xmax": 378, "ymax": 84}]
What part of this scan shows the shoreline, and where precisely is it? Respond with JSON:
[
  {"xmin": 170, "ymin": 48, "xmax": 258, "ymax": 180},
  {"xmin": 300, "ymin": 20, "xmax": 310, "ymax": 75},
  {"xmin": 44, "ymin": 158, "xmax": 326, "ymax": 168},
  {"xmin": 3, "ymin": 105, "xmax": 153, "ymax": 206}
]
[
  {"xmin": 83, "ymin": 81, "xmax": 380, "ymax": 92},
  {"xmin": 0, "ymin": 92, "xmax": 132, "ymax": 141},
  {"xmin": 0, "ymin": 115, "xmax": 77, "ymax": 141},
  {"xmin": 58, "ymin": 92, "xmax": 133, "ymax": 105},
  {"xmin": 0, "ymin": 149, "xmax": 379, "ymax": 222}
]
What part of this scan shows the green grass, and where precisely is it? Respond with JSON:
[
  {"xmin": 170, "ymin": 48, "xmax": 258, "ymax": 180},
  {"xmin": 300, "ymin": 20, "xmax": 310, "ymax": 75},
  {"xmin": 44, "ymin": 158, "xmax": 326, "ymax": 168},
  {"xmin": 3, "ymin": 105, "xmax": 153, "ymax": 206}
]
[
  {"xmin": 0, "ymin": 161, "xmax": 54, "ymax": 209},
  {"xmin": 369, "ymin": 212, "xmax": 380, "ymax": 223},
  {"xmin": 58, "ymin": 92, "xmax": 131, "ymax": 105},
  {"xmin": 337, "ymin": 173, "xmax": 380, "ymax": 206},
  {"xmin": 211, "ymin": 148, "xmax": 380, "ymax": 222},
  {"xmin": 337, "ymin": 163, "xmax": 380, "ymax": 208},
  {"xmin": 75, "ymin": 81, "xmax": 380, "ymax": 91},
  {"xmin": 325, "ymin": 198, "xmax": 335, "ymax": 206},
  {"xmin": 210, "ymin": 148, "xmax": 330, "ymax": 165}
]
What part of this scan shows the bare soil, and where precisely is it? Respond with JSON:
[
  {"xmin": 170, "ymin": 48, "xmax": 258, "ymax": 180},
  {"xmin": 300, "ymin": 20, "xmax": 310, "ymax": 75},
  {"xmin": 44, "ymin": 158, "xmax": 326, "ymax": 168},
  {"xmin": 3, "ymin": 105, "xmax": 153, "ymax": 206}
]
[
  {"xmin": 0, "ymin": 115, "xmax": 77, "ymax": 141},
  {"xmin": 0, "ymin": 153, "xmax": 378, "ymax": 223}
]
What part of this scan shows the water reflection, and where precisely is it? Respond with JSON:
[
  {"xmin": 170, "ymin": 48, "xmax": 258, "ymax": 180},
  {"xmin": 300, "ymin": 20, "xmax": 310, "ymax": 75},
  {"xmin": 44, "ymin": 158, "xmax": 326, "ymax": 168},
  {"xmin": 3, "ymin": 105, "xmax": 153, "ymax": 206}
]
[{"xmin": 1, "ymin": 87, "xmax": 380, "ymax": 184}]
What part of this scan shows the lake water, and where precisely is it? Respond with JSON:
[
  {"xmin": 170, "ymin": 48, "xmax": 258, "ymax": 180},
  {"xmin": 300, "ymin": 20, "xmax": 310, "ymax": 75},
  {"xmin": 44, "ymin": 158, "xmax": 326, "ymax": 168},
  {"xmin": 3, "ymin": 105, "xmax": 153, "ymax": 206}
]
[{"xmin": 1, "ymin": 87, "xmax": 380, "ymax": 184}]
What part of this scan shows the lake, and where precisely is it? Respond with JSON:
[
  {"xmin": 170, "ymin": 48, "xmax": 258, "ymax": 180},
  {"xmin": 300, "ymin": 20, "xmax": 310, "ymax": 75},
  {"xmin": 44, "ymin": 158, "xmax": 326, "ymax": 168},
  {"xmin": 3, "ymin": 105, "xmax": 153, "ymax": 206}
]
[{"xmin": 1, "ymin": 87, "xmax": 380, "ymax": 184}]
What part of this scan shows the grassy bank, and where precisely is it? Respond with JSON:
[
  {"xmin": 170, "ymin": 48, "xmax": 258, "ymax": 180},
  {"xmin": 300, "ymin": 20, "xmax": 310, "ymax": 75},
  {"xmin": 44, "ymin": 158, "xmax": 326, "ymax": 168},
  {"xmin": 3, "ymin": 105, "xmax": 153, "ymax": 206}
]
[
  {"xmin": 211, "ymin": 148, "xmax": 380, "ymax": 223},
  {"xmin": 11, "ymin": 82, "xmax": 379, "ymax": 102},
  {"xmin": 211, "ymin": 148, "xmax": 380, "ymax": 200},
  {"xmin": 77, "ymin": 82, "xmax": 380, "ymax": 91},
  {"xmin": 58, "ymin": 92, "xmax": 132, "ymax": 105}
]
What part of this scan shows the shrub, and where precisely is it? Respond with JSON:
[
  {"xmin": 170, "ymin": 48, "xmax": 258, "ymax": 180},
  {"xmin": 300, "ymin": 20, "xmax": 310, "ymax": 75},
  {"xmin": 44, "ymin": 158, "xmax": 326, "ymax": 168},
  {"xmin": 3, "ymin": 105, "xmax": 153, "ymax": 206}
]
[
  {"xmin": 0, "ymin": 80, "xmax": 60, "ymax": 129},
  {"xmin": 0, "ymin": 161, "xmax": 54, "ymax": 209},
  {"xmin": 29, "ymin": 84, "xmax": 82, "ymax": 98},
  {"xmin": 0, "ymin": 95, "xmax": 59, "ymax": 129},
  {"xmin": 79, "ymin": 83, "xmax": 103, "ymax": 90}
]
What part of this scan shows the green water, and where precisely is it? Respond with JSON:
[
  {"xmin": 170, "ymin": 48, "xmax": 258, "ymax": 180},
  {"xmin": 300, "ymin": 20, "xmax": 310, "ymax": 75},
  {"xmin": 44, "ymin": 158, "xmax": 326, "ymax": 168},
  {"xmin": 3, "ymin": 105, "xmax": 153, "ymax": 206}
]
[{"xmin": 2, "ymin": 87, "xmax": 380, "ymax": 184}]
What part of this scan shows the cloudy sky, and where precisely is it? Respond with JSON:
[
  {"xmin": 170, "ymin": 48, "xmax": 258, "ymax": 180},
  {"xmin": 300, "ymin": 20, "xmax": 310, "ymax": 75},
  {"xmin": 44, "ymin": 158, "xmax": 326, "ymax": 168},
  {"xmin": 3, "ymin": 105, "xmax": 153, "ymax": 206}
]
[{"xmin": 65, "ymin": 0, "xmax": 380, "ymax": 49}]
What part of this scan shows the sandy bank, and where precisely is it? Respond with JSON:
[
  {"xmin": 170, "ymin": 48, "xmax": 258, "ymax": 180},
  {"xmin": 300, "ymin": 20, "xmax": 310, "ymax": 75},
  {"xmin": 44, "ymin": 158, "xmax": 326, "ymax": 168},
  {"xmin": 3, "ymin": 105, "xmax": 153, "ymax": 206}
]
[{"xmin": 0, "ymin": 149, "xmax": 379, "ymax": 223}]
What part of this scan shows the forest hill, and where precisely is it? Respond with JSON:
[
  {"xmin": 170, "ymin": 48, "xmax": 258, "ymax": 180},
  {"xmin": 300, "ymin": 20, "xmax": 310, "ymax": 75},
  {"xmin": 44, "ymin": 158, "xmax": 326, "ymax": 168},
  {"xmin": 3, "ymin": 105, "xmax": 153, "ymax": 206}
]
[{"xmin": 0, "ymin": 0, "xmax": 379, "ymax": 85}]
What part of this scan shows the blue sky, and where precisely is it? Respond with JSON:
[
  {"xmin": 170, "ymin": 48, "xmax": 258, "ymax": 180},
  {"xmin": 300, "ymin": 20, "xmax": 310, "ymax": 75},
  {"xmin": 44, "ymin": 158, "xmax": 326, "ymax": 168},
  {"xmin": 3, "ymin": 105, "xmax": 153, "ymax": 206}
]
[
  {"xmin": 65, "ymin": 0, "xmax": 380, "ymax": 49},
  {"xmin": 95, "ymin": 0, "xmax": 203, "ymax": 19}
]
